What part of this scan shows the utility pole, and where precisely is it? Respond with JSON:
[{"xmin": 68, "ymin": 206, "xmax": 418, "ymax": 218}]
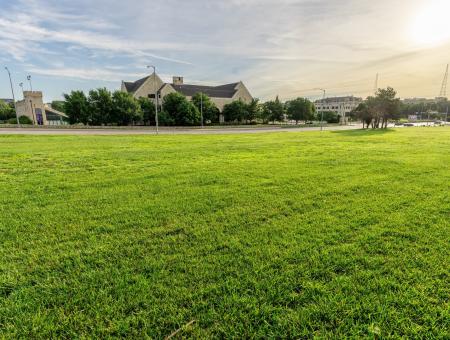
[
  {"xmin": 4, "ymin": 67, "xmax": 20, "ymax": 126},
  {"xmin": 439, "ymin": 64, "xmax": 448, "ymax": 98},
  {"xmin": 147, "ymin": 66, "xmax": 159, "ymax": 134}
]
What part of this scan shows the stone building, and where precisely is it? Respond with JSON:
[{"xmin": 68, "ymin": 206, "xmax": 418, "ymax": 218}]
[
  {"xmin": 121, "ymin": 73, "xmax": 253, "ymax": 123},
  {"xmin": 15, "ymin": 91, "xmax": 67, "ymax": 125}
]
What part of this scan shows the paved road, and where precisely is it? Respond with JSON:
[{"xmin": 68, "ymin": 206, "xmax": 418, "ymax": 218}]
[{"xmin": 0, "ymin": 124, "xmax": 363, "ymax": 135}]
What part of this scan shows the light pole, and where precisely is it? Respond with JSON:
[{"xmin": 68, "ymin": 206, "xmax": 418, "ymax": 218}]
[
  {"xmin": 200, "ymin": 92, "xmax": 204, "ymax": 128},
  {"xmin": 27, "ymin": 75, "xmax": 33, "ymax": 92},
  {"xmin": 4, "ymin": 67, "xmax": 20, "ymax": 126},
  {"xmin": 315, "ymin": 88, "xmax": 326, "ymax": 131},
  {"xmin": 147, "ymin": 66, "xmax": 159, "ymax": 134},
  {"xmin": 19, "ymin": 82, "xmax": 24, "ymax": 96}
]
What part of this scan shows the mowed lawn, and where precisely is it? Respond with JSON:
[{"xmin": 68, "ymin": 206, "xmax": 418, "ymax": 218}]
[{"xmin": 0, "ymin": 128, "xmax": 449, "ymax": 338}]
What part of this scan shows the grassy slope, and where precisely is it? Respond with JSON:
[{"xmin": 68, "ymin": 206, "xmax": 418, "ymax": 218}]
[{"xmin": 0, "ymin": 128, "xmax": 449, "ymax": 338}]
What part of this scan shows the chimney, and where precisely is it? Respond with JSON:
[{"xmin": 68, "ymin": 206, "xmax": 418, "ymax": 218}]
[{"xmin": 173, "ymin": 76, "xmax": 184, "ymax": 85}]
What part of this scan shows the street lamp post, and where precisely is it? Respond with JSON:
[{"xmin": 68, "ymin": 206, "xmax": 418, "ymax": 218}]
[
  {"xmin": 146, "ymin": 65, "xmax": 159, "ymax": 134},
  {"xmin": 315, "ymin": 88, "xmax": 326, "ymax": 131},
  {"xmin": 27, "ymin": 75, "xmax": 33, "ymax": 92},
  {"xmin": 4, "ymin": 67, "xmax": 20, "ymax": 126}
]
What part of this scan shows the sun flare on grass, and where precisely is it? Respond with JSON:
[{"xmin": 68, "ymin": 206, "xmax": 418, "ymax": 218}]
[{"xmin": 410, "ymin": 0, "xmax": 450, "ymax": 46}]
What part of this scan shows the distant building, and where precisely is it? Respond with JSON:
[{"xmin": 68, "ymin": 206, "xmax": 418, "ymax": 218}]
[
  {"xmin": 16, "ymin": 91, "xmax": 68, "ymax": 125},
  {"xmin": 314, "ymin": 96, "xmax": 363, "ymax": 118},
  {"xmin": 402, "ymin": 97, "xmax": 447, "ymax": 105},
  {"xmin": 121, "ymin": 73, "xmax": 253, "ymax": 123},
  {"xmin": 402, "ymin": 98, "xmax": 435, "ymax": 105},
  {"xmin": 0, "ymin": 98, "xmax": 14, "ymax": 105}
]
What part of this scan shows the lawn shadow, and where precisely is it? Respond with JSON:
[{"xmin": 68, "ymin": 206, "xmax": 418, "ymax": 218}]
[{"xmin": 331, "ymin": 128, "xmax": 396, "ymax": 136}]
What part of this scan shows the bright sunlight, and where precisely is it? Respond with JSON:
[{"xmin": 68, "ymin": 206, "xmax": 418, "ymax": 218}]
[{"xmin": 410, "ymin": 0, "xmax": 450, "ymax": 46}]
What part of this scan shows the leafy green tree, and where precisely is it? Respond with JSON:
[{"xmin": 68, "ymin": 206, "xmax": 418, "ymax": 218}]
[
  {"xmin": 192, "ymin": 93, "xmax": 220, "ymax": 124},
  {"xmin": 245, "ymin": 98, "xmax": 260, "ymax": 123},
  {"xmin": 162, "ymin": 92, "xmax": 200, "ymax": 126},
  {"xmin": 286, "ymin": 97, "xmax": 315, "ymax": 124},
  {"xmin": 353, "ymin": 103, "xmax": 373, "ymax": 128},
  {"xmin": 18, "ymin": 115, "xmax": 33, "ymax": 125},
  {"xmin": 111, "ymin": 91, "xmax": 143, "ymax": 126},
  {"xmin": 63, "ymin": 90, "xmax": 90, "ymax": 125},
  {"xmin": 261, "ymin": 96, "xmax": 285, "ymax": 124},
  {"xmin": 319, "ymin": 111, "xmax": 339, "ymax": 123},
  {"xmin": 222, "ymin": 100, "xmax": 249, "ymax": 123},
  {"xmin": 373, "ymin": 87, "xmax": 401, "ymax": 128},
  {"xmin": 138, "ymin": 97, "xmax": 156, "ymax": 126},
  {"xmin": 353, "ymin": 87, "xmax": 401, "ymax": 128},
  {"xmin": 0, "ymin": 100, "xmax": 15, "ymax": 121},
  {"xmin": 51, "ymin": 101, "xmax": 66, "ymax": 112},
  {"xmin": 88, "ymin": 88, "xmax": 113, "ymax": 125}
]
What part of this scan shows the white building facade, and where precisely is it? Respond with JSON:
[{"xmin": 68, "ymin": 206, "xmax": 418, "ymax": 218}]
[{"xmin": 314, "ymin": 96, "xmax": 363, "ymax": 120}]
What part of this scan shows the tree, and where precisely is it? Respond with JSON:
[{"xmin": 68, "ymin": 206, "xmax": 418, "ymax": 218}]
[
  {"xmin": 88, "ymin": 88, "xmax": 113, "ymax": 125},
  {"xmin": 51, "ymin": 100, "xmax": 65, "ymax": 112},
  {"xmin": 261, "ymin": 96, "xmax": 285, "ymax": 124},
  {"xmin": 353, "ymin": 87, "xmax": 401, "ymax": 129},
  {"xmin": 138, "ymin": 97, "xmax": 156, "ymax": 126},
  {"xmin": 353, "ymin": 103, "xmax": 373, "ymax": 129},
  {"xmin": 245, "ymin": 98, "xmax": 261, "ymax": 123},
  {"xmin": 192, "ymin": 93, "xmax": 220, "ymax": 124},
  {"xmin": 162, "ymin": 92, "xmax": 200, "ymax": 126},
  {"xmin": 373, "ymin": 87, "xmax": 401, "ymax": 128},
  {"xmin": 222, "ymin": 100, "xmax": 249, "ymax": 123},
  {"xmin": 286, "ymin": 97, "xmax": 315, "ymax": 124},
  {"xmin": 320, "ymin": 111, "xmax": 339, "ymax": 124},
  {"xmin": 111, "ymin": 91, "xmax": 142, "ymax": 126},
  {"xmin": 63, "ymin": 90, "xmax": 90, "ymax": 125},
  {"xmin": 0, "ymin": 100, "xmax": 15, "ymax": 121}
]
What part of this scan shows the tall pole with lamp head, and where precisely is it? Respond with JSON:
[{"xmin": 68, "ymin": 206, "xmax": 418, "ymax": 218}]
[
  {"xmin": 147, "ymin": 65, "xmax": 158, "ymax": 134},
  {"xmin": 4, "ymin": 67, "xmax": 20, "ymax": 126},
  {"xmin": 27, "ymin": 75, "xmax": 33, "ymax": 92}
]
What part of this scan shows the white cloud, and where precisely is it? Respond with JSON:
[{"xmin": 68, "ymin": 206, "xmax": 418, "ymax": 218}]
[{"xmin": 1, "ymin": 0, "xmax": 449, "ymax": 100}]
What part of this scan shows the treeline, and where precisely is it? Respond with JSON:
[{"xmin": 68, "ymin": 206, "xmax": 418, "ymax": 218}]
[
  {"xmin": 223, "ymin": 96, "xmax": 320, "ymax": 124},
  {"xmin": 62, "ymin": 88, "xmax": 330, "ymax": 126},
  {"xmin": 64, "ymin": 89, "xmax": 225, "ymax": 126}
]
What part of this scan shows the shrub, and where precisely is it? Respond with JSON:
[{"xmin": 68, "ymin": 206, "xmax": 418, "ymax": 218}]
[{"xmin": 19, "ymin": 116, "xmax": 33, "ymax": 125}]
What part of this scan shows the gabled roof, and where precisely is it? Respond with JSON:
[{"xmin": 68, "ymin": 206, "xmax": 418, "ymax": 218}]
[
  {"xmin": 123, "ymin": 76, "xmax": 150, "ymax": 93},
  {"xmin": 171, "ymin": 82, "xmax": 240, "ymax": 98}
]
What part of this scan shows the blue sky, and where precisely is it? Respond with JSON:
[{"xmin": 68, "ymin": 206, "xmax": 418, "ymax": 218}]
[{"xmin": 1, "ymin": 0, "xmax": 450, "ymax": 102}]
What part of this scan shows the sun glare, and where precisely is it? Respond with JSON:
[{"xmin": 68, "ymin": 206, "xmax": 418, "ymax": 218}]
[{"xmin": 410, "ymin": 1, "xmax": 450, "ymax": 46}]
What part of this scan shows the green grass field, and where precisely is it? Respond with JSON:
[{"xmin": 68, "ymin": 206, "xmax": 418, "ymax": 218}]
[{"xmin": 1, "ymin": 128, "xmax": 449, "ymax": 338}]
